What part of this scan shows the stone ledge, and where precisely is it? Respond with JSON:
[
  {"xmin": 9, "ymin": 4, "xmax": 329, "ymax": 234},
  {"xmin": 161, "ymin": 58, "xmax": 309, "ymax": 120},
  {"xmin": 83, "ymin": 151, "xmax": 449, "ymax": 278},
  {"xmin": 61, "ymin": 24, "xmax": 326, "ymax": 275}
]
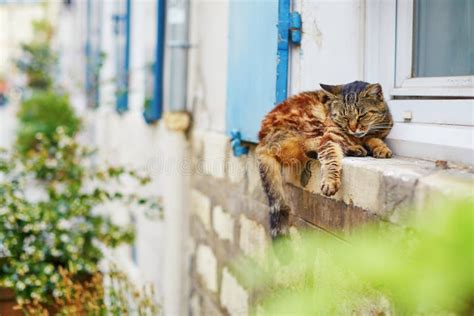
[{"xmin": 285, "ymin": 156, "xmax": 474, "ymax": 223}]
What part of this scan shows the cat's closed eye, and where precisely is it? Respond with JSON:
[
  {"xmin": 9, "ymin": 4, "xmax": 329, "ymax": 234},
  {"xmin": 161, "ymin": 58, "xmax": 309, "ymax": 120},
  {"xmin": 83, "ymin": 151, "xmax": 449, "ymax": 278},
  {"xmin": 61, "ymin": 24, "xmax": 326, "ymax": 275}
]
[{"xmin": 359, "ymin": 110, "xmax": 378, "ymax": 118}]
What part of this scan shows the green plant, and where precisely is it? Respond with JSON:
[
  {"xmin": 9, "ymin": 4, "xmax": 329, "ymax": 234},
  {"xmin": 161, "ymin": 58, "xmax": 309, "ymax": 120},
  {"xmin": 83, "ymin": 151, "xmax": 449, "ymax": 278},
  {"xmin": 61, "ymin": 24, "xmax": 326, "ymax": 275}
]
[
  {"xmin": 243, "ymin": 199, "xmax": 474, "ymax": 315},
  {"xmin": 105, "ymin": 263, "xmax": 160, "ymax": 315},
  {"xmin": 20, "ymin": 264, "xmax": 160, "ymax": 315},
  {"xmin": 16, "ymin": 91, "xmax": 81, "ymax": 157},
  {"xmin": 0, "ymin": 128, "xmax": 162, "ymax": 310},
  {"xmin": 16, "ymin": 20, "xmax": 56, "ymax": 90}
]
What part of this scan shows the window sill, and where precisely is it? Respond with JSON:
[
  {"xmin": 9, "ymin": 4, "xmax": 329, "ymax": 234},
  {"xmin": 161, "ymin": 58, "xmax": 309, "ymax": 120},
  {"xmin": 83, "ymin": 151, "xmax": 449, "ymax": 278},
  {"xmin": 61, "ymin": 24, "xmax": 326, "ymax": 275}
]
[{"xmin": 284, "ymin": 156, "xmax": 474, "ymax": 223}]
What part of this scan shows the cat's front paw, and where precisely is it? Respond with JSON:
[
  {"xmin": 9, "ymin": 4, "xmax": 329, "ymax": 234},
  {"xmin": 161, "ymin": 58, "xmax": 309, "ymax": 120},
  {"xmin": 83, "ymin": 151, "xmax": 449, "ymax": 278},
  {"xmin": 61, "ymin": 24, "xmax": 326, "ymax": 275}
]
[
  {"xmin": 372, "ymin": 146, "xmax": 392, "ymax": 158},
  {"xmin": 346, "ymin": 145, "xmax": 368, "ymax": 157},
  {"xmin": 320, "ymin": 179, "xmax": 340, "ymax": 196}
]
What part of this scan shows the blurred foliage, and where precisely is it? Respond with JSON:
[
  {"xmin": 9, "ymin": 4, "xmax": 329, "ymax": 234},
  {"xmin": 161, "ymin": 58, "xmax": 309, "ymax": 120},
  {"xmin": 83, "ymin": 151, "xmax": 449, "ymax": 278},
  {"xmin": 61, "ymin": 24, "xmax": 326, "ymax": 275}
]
[
  {"xmin": 1, "ymin": 14, "xmax": 163, "ymax": 314},
  {"xmin": 16, "ymin": 91, "xmax": 81, "ymax": 157},
  {"xmin": 105, "ymin": 263, "xmax": 160, "ymax": 315},
  {"xmin": 241, "ymin": 200, "xmax": 474, "ymax": 315},
  {"xmin": 0, "ymin": 128, "xmax": 162, "ymax": 310},
  {"xmin": 16, "ymin": 20, "xmax": 56, "ymax": 90},
  {"xmin": 20, "ymin": 264, "xmax": 160, "ymax": 315}
]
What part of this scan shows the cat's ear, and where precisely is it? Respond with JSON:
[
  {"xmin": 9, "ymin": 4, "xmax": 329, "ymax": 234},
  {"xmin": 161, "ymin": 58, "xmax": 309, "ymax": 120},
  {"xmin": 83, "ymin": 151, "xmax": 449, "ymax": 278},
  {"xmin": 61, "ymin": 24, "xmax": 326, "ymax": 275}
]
[
  {"xmin": 320, "ymin": 83, "xmax": 342, "ymax": 98},
  {"xmin": 361, "ymin": 83, "xmax": 383, "ymax": 99}
]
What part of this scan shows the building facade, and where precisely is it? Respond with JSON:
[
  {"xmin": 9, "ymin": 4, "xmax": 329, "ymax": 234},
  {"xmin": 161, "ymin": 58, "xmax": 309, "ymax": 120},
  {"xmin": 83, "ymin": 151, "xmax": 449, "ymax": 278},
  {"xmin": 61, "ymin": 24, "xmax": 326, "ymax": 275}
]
[{"xmin": 2, "ymin": 0, "xmax": 472, "ymax": 315}]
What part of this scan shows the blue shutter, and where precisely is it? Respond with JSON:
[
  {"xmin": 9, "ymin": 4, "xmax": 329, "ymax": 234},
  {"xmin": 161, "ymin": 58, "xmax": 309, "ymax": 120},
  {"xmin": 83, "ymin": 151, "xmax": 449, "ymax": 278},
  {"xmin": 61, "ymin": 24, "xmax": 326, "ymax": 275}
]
[
  {"xmin": 144, "ymin": 0, "xmax": 166, "ymax": 123},
  {"xmin": 226, "ymin": 0, "xmax": 301, "ymax": 150},
  {"xmin": 113, "ymin": 0, "xmax": 132, "ymax": 113},
  {"xmin": 226, "ymin": 1, "xmax": 279, "ymax": 144}
]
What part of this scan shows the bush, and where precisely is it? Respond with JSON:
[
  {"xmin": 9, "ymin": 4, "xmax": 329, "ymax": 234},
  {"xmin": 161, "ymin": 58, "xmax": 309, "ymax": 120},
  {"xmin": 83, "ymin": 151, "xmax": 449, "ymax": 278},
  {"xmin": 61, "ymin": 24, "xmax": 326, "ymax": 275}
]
[
  {"xmin": 16, "ymin": 20, "xmax": 56, "ymax": 90},
  {"xmin": 243, "ymin": 199, "xmax": 474, "ymax": 315},
  {"xmin": 0, "ymin": 129, "xmax": 162, "ymax": 311},
  {"xmin": 16, "ymin": 91, "xmax": 81, "ymax": 156}
]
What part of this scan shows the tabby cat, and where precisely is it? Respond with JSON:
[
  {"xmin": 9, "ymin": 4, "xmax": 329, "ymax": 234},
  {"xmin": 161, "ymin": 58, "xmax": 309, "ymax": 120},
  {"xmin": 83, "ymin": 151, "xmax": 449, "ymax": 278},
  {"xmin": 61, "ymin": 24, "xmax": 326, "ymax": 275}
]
[{"xmin": 256, "ymin": 81, "xmax": 393, "ymax": 239}]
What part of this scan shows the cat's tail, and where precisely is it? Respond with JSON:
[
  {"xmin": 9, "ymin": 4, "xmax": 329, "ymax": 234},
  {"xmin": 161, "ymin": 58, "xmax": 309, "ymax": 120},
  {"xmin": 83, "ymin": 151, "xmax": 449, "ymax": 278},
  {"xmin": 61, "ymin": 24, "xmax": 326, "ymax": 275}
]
[{"xmin": 256, "ymin": 146, "xmax": 290, "ymax": 241}]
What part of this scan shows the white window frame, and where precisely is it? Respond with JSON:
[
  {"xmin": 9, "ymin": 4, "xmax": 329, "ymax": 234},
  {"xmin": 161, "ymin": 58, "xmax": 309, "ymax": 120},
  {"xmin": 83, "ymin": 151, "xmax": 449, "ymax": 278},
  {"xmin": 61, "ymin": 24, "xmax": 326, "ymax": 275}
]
[
  {"xmin": 393, "ymin": 0, "xmax": 474, "ymax": 97},
  {"xmin": 365, "ymin": 0, "xmax": 474, "ymax": 165}
]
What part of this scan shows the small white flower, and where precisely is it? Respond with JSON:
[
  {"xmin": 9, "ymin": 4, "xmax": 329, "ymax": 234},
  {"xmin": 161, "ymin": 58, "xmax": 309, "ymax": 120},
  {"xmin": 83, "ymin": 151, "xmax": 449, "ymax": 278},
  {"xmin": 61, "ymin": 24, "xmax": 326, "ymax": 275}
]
[
  {"xmin": 51, "ymin": 274, "xmax": 59, "ymax": 283},
  {"xmin": 24, "ymin": 235, "xmax": 35, "ymax": 244},
  {"xmin": 57, "ymin": 219, "xmax": 72, "ymax": 230},
  {"xmin": 58, "ymin": 204, "xmax": 67, "ymax": 214},
  {"xmin": 0, "ymin": 207, "xmax": 7, "ymax": 216},
  {"xmin": 60, "ymin": 234, "xmax": 70, "ymax": 243},
  {"xmin": 0, "ymin": 244, "xmax": 11, "ymax": 257},
  {"xmin": 23, "ymin": 245, "xmax": 35, "ymax": 255},
  {"xmin": 16, "ymin": 281, "xmax": 26, "ymax": 290},
  {"xmin": 45, "ymin": 159, "xmax": 58, "ymax": 168},
  {"xmin": 36, "ymin": 222, "xmax": 47, "ymax": 230},
  {"xmin": 44, "ymin": 265, "xmax": 54, "ymax": 274},
  {"xmin": 66, "ymin": 244, "xmax": 78, "ymax": 253}
]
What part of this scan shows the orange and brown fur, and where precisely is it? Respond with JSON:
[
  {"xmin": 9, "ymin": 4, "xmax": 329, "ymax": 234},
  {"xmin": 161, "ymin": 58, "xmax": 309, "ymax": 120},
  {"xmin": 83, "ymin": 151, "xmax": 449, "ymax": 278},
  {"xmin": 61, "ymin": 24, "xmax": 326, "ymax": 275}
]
[{"xmin": 256, "ymin": 81, "xmax": 393, "ymax": 239}]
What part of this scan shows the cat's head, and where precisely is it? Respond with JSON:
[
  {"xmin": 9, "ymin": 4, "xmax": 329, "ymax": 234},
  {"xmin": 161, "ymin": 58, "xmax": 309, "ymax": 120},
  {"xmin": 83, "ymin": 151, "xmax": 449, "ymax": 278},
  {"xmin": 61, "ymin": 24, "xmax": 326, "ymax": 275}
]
[{"xmin": 320, "ymin": 81, "xmax": 390, "ymax": 138}]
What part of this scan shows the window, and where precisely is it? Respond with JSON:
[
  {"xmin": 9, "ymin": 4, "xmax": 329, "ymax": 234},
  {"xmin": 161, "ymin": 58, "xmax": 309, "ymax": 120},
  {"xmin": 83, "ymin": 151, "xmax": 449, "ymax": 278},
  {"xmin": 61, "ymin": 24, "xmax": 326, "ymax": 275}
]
[
  {"xmin": 368, "ymin": 0, "xmax": 473, "ymax": 165},
  {"xmin": 394, "ymin": 0, "xmax": 473, "ymax": 97},
  {"xmin": 413, "ymin": 0, "xmax": 472, "ymax": 78},
  {"xmin": 85, "ymin": 0, "xmax": 103, "ymax": 108}
]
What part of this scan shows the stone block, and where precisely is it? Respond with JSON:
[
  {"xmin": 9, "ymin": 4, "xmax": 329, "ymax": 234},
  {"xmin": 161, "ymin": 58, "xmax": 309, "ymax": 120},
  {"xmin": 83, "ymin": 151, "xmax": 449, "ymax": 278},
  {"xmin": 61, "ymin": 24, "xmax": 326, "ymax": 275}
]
[
  {"xmin": 203, "ymin": 132, "xmax": 229, "ymax": 179},
  {"xmin": 239, "ymin": 215, "xmax": 268, "ymax": 259},
  {"xmin": 415, "ymin": 170, "xmax": 474, "ymax": 209},
  {"xmin": 202, "ymin": 295, "xmax": 223, "ymax": 316},
  {"xmin": 286, "ymin": 184, "xmax": 375, "ymax": 235},
  {"xmin": 192, "ymin": 190, "xmax": 211, "ymax": 230},
  {"xmin": 212, "ymin": 205, "xmax": 235, "ymax": 242},
  {"xmin": 227, "ymin": 153, "xmax": 247, "ymax": 183},
  {"xmin": 192, "ymin": 131, "xmax": 205, "ymax": 161},
  {"xmin": 189, "ymin": 293, "xmax": 201, "ymax": 316},
  {"xmin": 196, "ymin": 244, "xmax": 218, "ymax": 292},
  {"xmin": 220, "ymin": 268, "xmax": 249, "ymax": 316}
]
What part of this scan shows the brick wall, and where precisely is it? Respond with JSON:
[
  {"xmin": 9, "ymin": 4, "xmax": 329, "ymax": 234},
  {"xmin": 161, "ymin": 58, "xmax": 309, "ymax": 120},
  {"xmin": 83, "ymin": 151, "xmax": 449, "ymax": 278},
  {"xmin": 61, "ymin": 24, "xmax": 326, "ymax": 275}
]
[
  {"xmin": 189, "ymin": 131, "xmax": 267, "ymax": 316},
  {"xmin": 188, "ymin": 131, "xmax": 474, "ymax": 316}
]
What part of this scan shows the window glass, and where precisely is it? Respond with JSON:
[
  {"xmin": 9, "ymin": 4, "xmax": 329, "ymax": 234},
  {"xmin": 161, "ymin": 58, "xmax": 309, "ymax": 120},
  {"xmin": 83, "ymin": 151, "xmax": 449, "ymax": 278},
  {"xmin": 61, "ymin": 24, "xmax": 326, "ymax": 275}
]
[{"xmin": 413, "ymin": 0, "xmax": 473, "ymax": 77}]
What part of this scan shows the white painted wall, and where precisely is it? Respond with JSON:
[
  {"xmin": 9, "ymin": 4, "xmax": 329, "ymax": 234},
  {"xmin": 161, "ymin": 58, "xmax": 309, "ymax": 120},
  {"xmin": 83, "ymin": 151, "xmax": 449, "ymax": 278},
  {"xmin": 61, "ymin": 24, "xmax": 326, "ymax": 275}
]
[
  {"xmin": 290, "ymin": 0, "xmax": 366, "ymax": 93},
  {"xmin": 187, "ymin": 0, "xmax": 229, "ymax": 133},
  {"xmin": 0, "ymin": 3, "xmax": 46, "ymax": 75},
  {"xmin": 89, "ymin": 0, "xmax": 168, "ymax": 304},
  {"xmin": 56, "ymin": 1, "xmax": 88, "ymax": 112}
]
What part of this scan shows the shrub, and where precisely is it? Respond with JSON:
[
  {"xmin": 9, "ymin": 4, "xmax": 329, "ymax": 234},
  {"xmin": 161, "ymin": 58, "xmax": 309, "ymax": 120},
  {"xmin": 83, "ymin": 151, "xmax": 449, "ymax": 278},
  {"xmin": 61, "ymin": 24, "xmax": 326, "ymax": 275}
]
[
  {"xmin": 0, "ymin": 129, "xmax": 162, "ymax": 310},
  {"xmin": 16, "ymin": 91, "xmax": 81, "ymax": 156},
  {"xmin": 16, "ymin": 20, "xmax": 56, "ymax": 90},
  {"xmin": 243, "ymin": 199, "xmax": 474, "ymax": 315}
]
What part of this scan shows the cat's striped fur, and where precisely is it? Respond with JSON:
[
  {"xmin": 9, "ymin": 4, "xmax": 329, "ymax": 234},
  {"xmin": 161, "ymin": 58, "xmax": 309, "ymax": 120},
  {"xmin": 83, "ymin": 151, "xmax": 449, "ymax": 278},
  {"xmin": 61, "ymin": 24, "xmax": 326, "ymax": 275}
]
[{"xmin": 256, "ymin": 81, "xmax": 393, "ymax": 239}]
